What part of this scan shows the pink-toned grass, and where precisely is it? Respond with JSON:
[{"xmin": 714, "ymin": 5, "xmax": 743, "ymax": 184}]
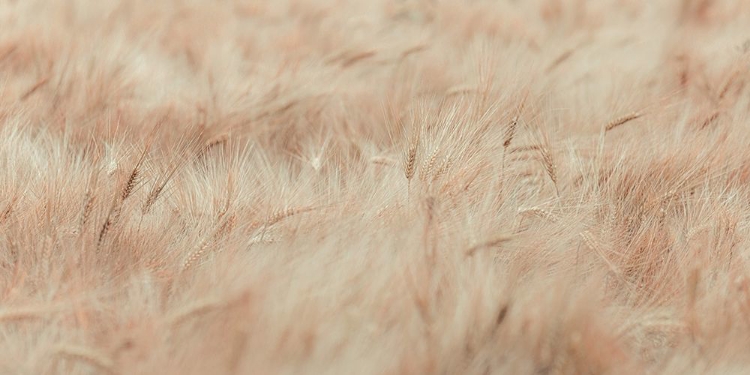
[{"xmin": 1, "ymin": 0, "xmax": 750, "ymax": 374}]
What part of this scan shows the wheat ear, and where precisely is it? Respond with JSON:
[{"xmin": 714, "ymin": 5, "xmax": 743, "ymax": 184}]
[
  {"xmin": 265, "ymin": 205, "xmax": 318, "ymax": 227},
  {"xmin": 606, "ymin": 112, "xmax": 642, "ymax": 132},
  {"xmin": 142, "ymin": 162, "xmax": 181, "ymax": 214},
  {"xmin": 78, "ymin": 171, "xmax": 99, "ymax": 233},
  {"xmin": 405, "ymin": 136, "xmax": 419, "ymax": 182},
  {"xmin": 504, "ymin": 93, "xmax": 528, "ymax": 148},
  {"xmin": 518, "ymin": 207, "xmax": 559, "ymax": 222},
  {"xmin": 538, "ymin": 144, "xmax": 558, "ymax": 195},
  {"xmin": 420, "ymin": 147, "xmax": 440, "ymax": 182},
  {"xmin": 121, "ymin": 147, "xmax": 148, "ymax": 202},
  {"xmin": 97, "ymin": 146, "xmax": 148, "ymax": 250}
]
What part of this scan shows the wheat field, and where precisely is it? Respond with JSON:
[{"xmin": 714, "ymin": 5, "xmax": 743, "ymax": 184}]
[{"xmin": 1, "ymin": 0, "xmax": 750, "ymax": 374}]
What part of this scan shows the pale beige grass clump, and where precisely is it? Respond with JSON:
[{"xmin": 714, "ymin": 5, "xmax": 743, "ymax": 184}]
[{"xmin": 2, "ymin": 0, "xmax": 750, "ymax": 374}]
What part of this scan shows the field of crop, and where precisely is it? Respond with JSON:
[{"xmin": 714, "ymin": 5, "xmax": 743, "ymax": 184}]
[{"xmin": 1, "ymin": 1, "xmax": 750, "ymax": 373}]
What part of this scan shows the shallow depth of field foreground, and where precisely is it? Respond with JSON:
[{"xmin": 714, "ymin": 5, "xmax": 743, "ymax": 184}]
[{"xmin": 3, "ymin": 0, "xmax": 750, "ymax": 374}]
